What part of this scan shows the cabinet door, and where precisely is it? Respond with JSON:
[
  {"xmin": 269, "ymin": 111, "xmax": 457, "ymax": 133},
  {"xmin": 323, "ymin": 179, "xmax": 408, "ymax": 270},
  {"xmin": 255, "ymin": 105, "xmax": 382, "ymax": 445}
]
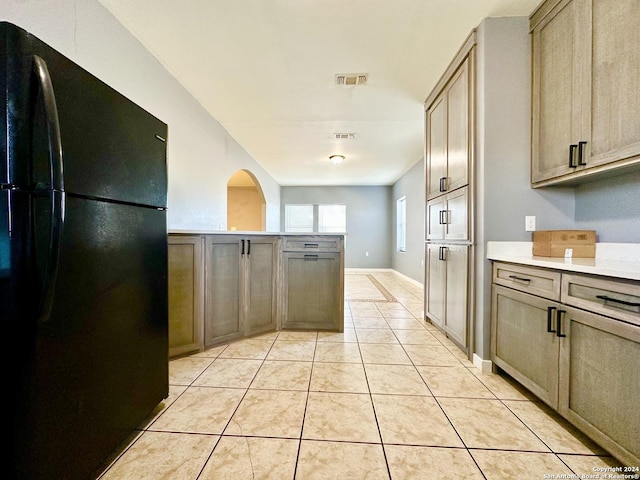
[
  {"xmin": 491, "ymin": 285, "xmax": 561, "ymax": 408},
  {"xmin": 425, "ymin": 244, "xmax": 446, "ymax": 328},
  {"xmin": 446, "ymin": 59, "xmax": 469, "ymax": 193},
  {"xmin": 204, "ymin": 236, "xmax": 243, "ymax": 346},
  {"xmin": 558, "ymin": 307, "xmax": 640, "ymax": 467},
  {"xmin": 426, "ymin": 95, "xmax": 448, "ymax": 200},
  {"xmin": 282, "ymin": 252, "xmax": 342, "ymax": 331},
  {"xmin": 426, "ymin": 196, "xmax": 446, "ymax": 241},
  {"xmin": 245, "ymin": 237, "xmax": 278, "ymax": 336},
  {"xmin": 444, "ymin": 187, "xmax": 468, "ymax": 241},
  {"xmin": 168, "ymin": 236, "xmax": 204, "ymax": 358},
  {"xmin": 531, "ymin": 0, "xmax": 583, "ymax": 184},
  {"xmin": 444, "ymin": 245, "xmax": 468, "ymax": 348},
  {"xmin": 584, "ymin": 0, "xmax": 640, "ymax": 169}
]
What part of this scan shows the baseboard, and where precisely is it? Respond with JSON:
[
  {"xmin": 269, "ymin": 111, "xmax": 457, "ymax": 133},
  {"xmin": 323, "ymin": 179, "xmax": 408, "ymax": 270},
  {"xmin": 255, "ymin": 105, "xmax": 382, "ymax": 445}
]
[
  {"xmin": 345, "ymin": 268, "xmax": 423, "ymax": 290},
  {"xmin": 473, "ymin": 354, "xmax": 493, "ymax": 373}
]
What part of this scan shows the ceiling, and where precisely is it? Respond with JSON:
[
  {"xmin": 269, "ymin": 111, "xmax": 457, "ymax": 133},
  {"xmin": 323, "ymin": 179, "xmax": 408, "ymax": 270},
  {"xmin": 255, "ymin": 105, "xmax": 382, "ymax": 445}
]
[{"xmin": 99, "ymin": 0, "xmax": 540, "ymax": 186}]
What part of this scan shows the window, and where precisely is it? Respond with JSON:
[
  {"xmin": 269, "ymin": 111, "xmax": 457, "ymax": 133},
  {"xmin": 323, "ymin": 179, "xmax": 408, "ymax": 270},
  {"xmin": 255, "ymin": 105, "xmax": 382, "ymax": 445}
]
[
  {"xmin": 396, "ymin": 196, "xmax": 406, "ymax": 252},
  {"xmin": 285, "ymin": 204, "xmax": 314, "ymax": 232},
  {"xmin": 319, "ymin": 204, "xmax": 346, "ymax": 232},
  {"xmin": 284, "ymin": 204, "xmax": 347, "ymax": 233}
]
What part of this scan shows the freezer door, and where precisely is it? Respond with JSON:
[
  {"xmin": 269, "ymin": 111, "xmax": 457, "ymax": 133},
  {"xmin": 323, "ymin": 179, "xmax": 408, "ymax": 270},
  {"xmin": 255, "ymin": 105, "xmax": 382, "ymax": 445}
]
[
  {"xmin": 14, "ymin": 197, "xmax": 168, "ymax": 480},
  {"xmin": 2, "ymin": 22, "xmax": 167, "ymax": 207}
]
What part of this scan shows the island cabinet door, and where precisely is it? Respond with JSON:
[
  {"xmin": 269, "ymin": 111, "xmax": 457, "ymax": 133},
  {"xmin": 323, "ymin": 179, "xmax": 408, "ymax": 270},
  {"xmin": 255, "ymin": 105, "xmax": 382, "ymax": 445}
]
[
  {"xmin": 244, "ymin": 237, "xmax": 279, "ymax": 337},
  {"xmin": 557, "ymin": 307, "xmax": 640, "ymax": 467},
  {"xmin": 204, "ymin": 236, "xmax": 243, "ymax": 346},
  {"xmin": 168, "ymin": 235, "xmax": 204, "ymax": 358},
  {"xmin": 491, "ymin": 285, "xmax": 561, "ymax": 409},
  {"xmin": 281, "ymin": 251, "xmax": 343, "ymax": 331}
]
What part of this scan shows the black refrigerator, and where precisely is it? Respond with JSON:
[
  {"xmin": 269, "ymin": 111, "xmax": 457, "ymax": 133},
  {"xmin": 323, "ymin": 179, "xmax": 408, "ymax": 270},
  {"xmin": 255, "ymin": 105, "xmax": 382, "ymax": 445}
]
[{"xmin": 1, "ymin": 22, "xmax": 169, "ymax": 480}]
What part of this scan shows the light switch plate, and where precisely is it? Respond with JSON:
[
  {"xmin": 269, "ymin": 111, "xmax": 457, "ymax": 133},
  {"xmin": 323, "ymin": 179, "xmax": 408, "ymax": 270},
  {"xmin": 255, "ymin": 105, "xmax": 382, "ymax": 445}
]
[{"xmin": 525, "ymin": 216, "xmax": 536, "ymax": 231}]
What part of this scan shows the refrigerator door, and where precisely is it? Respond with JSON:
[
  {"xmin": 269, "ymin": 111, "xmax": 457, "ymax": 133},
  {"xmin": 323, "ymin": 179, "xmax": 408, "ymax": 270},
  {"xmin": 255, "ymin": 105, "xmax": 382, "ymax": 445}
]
[
  {"xmin": 14, "ymin": 196, "xmax": 168, "ymax": 480},
  {"xmin": 2, "ymin": 22, "xmax": 167, "ymax": 207}
]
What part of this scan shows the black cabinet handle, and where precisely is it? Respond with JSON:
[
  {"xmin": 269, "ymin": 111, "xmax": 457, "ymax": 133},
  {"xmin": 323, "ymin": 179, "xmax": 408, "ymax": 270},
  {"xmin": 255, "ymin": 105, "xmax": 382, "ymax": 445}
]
[
  {"xmin": 438, "ymin": 246, "xmax": 447, "ymax": 261},
  {"xmin": 596, "ymin": 295, "xmax": 640, "ymax": 308},
  {"xmin": 578, "ymin": 141, "xmax": 588, "ymax": 166},
  {"xmin": 569, "ymin": 144, "xmax": 578, "ymax": 168},
  {"xmin": 304, "ymin": 243, "xmax": 319, "ymax": 248},
  {"xmin": 247, "ymin": 239, "xmax": 251, "ymax": 255},
  {"xmin": 439, "ymin": 210, "xmax": 449, "ymax": 225},
  {"xmin": 556, "ymin": 310, "xmax": 567, "ymax": 338},
  {"xmin": 439, "ymin": 177, "xmax": 447, "ymax": 192},
  {"xmin": 241, "ymin": 239, "xmax": 245, "ymax": 255},
  {"xmin": 547, "ymin": 306, "xmax": 557, "ymax": 333},
  {"xmin": 508, "ymin": 275, "xmax": 531, "ymax": 283}
]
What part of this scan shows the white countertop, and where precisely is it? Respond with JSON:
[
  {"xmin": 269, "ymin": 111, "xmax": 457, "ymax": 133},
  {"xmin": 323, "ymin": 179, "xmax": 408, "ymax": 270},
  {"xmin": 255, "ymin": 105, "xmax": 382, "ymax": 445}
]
[
  {"xmin": 169, "ymin": 230, "xmax": 345, "ymax": 237},
  {"xmin": 487, "ymin": 242, "xmax": 640, "ymax": 281}
]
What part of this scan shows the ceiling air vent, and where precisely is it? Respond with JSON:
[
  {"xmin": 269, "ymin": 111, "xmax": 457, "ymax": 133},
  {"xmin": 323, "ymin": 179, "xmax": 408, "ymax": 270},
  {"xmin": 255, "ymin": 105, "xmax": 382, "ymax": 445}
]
[
  {"xmin": 333, "ymin": 133, "xmax": 356, "ymax": 140},
  {"xmin": 335, "ymin": 73, "xmax": 368, "ymax": 86}
]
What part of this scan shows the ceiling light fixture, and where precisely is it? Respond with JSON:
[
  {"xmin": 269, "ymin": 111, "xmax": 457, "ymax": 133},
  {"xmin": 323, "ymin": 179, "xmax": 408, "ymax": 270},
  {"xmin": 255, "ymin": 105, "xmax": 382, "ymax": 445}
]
[{"xmin": 329, "ymin": 154, "xmax": 345, "ymax": 165}]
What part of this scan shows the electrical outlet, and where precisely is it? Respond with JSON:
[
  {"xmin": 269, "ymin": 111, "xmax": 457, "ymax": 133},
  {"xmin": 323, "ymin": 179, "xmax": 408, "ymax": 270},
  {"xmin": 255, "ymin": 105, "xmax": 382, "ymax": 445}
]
[
  {"xmin": 525, "ymin": 216, "xmax": 536, "ymax": 232},
  {"xmin": 365, "ymin": 251, "xmax": 369, "ymax": 257}
]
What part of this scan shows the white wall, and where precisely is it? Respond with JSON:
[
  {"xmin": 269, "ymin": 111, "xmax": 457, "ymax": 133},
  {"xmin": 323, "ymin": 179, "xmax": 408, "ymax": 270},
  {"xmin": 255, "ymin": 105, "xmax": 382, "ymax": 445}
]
[{"xmin": 3, "ymin": 0, "xmax": 281, "ymax": 231}]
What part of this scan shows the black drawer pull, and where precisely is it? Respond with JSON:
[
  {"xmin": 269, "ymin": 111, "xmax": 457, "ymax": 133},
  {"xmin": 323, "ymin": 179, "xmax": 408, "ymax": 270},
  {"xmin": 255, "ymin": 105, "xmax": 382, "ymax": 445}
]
[
  {"xmin": 438, "ymin": 246, "xmax": 447, "ymax": 261},
  {"xmin": 596, "ymin": 295, "xmax": 640, "ymax": 308},
  {"xmin": 547, "ymin": 306, "xmax": 557, "ymax": 333},
  {"xmin": 569, "ymin": 144, "xmax": 578, "ymax": 168},
  {"xmin": 304, "ymin": 243, "xmax": 319, "ymax": 248},
  {"xmin": 578, "ymin": 141, "xmax": 588, "ymax": 166},
  {"xmin": 556, "ymin": 310, "xmax": 567, "ymax": 338},
  {"xmin": 508, "ymin": 275, "xmax": 531, "ymax": 283},
  {"xmin": 439, "ymin": 177, "xmax": 447, "ymax": 192},
  {"xmin": 304, "ymin": 254, "xmax": 319, "ymax": 261},
  {"xmin": 241, "ymin": 239, "xmax": 245, "ymax": 255}
]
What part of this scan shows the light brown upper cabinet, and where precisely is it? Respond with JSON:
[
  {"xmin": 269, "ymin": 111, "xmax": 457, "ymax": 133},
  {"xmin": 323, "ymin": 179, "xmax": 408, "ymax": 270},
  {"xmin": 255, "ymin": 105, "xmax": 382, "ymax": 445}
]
[
  {"xmin": 426, "ymin": 57, "xmax": 470, "ymax": 200},
  {"xmin": 531, "ymin": 0, "xmax": 640, "ymax": 186}
]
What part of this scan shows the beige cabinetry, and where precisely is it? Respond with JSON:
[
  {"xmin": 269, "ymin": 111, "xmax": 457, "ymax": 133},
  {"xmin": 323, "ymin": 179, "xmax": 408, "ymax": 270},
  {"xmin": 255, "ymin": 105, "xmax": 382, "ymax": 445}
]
[
  {"xmin": 424, "ymin": 33, "xmax": 474, "ymax": 354},
  {"xmin": 426, "ymin": 57, "xmax": 470, "ymax": 200},
  {"xmin": 168, "ymin": 233, "xmax": 344, "ymax": 353},
  {"xmin": 281, "ymin": 236, "xmax": 344, "ymax": 331},
  {"xmin": 204, "ymin": 235, "xmax": 278, "ymax": 347},
  {"xmin": 168, "ymin": 236, "xmax": 204, "ymax": 358},
  {"xmin": 425, "ymin": 244, "xmax": 469, "ymax": 347},
  {"xmin": 531, "ymin": 0, "xmax": 640, "ymax": 186},
  {"xmin": 426, "ymin": 187, "xmax": 469, "ymax": 241},
  {"xmin": 491, "ymin": 262, "xmax": 640, "ymax": 466}
]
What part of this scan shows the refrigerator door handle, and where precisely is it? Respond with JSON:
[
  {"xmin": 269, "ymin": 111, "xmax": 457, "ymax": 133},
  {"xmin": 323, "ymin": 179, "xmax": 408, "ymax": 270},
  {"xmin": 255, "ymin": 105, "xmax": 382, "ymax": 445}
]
[
  {"xmin": 33, "ymin": 55, "xmax": 66, "ymax": 323},
  {"xmin": 33, "ymin": 55, "xmax": 64, "ymax": 191}
]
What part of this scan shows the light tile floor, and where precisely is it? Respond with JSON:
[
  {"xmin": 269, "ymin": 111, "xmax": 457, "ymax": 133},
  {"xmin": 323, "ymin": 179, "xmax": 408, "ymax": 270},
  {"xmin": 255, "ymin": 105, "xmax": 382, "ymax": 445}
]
[{"xmin": 98, "ymin": 270, "xmax": 626, "ymax": 479}]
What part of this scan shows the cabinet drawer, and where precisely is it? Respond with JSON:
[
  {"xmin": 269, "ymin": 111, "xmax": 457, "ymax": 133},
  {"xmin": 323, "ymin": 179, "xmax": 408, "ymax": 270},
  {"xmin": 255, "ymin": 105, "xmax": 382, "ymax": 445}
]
[
  {"xmin": 282, "ymin": 236, "xmax": 342, "ymax": 252},
  {"xmin": 561, "ymin": 274, "xmax": 640, "ymax": 327},
  {"xmin": 493, "ymin": 262, "xmax": 561, "ymax": 301}
]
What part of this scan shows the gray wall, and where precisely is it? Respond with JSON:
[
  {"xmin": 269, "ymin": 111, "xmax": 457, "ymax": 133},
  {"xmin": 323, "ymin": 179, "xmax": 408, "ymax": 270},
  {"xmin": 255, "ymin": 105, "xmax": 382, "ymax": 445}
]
[
  {"xmin": 3, "ymin": 0, "xmax": 281, "ymax": 232},
  {"xmin": 474, "ymin": 17, "xmax": 576, "ymax": 359},
  {"xmin": 574, "ymin": 171, "xmax": 640, "ymax": 242},
  {"xmin": 281, "ymin": 186, "xmax": 392, "ymax": 268},
  {"xmin": 391, "ymin": 159, "xmax": 425, "ymax": 284}
]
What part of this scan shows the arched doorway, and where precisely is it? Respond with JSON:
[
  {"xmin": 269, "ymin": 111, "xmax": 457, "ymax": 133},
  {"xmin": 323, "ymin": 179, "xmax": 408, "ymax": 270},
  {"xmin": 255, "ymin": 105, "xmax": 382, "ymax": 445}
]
[{"xmin": 227, "ymin": 169, "xmax": 266, "ymax": 231}]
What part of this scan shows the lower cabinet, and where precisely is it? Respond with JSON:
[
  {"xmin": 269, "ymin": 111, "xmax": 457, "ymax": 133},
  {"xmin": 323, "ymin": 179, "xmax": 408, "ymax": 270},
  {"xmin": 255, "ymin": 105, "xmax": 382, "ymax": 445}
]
[
  {"xmin": 558, "ymin": 307, "xmax": 640, "ymax": 467},
  {"xmin": 168, "ymin": 233, "xmax": 344, "ymax": 355},
  {"xmin": 168, "ymin": 236, "xmax": 204, "ymax": 358},
  {"xmin": 204, "ymin": 235, "xmax": 278, "ymax": 347},
  {"xmin": 491, "ymin": 262, "xmax": 640, "ymax": 467},
  {"xmin": 491, "ymin": 284, "xmax": 560, "ymax": 408},
  {"xmin": 425, "ymin": 243, "xmax": 468, "ymax": 349},
  {"xmin": 281, "ymin": 251, "xmax": 343, "ymax": 331}
]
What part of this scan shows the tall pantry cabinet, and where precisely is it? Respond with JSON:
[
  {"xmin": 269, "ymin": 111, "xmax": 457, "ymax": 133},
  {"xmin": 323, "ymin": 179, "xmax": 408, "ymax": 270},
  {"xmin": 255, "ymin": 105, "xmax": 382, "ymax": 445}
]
[
  {"xmin": 424, "ymin": 17, "xmax": 533, "ymax": 361},
  {"xmin": 424, "ymin": 34, "xmax": 474, "ymax": 353}
]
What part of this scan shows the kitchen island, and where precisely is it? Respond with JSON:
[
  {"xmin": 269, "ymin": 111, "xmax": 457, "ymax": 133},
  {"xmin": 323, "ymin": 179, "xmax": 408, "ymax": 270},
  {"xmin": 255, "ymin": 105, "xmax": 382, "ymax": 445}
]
[{"xmin": 167, "ymin": 231, "xmax": 344, "ymax": 358}]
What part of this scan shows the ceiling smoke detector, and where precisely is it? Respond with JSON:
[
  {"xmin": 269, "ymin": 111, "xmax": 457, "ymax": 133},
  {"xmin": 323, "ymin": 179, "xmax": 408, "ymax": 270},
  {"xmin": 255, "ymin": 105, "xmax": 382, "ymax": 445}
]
[
  {"xmin": 335, "ymin": 73, "xmax": 368, "ymax": 86},
  {"xmin": 333, "ymin": 133, "xmax": 356, "ymax": 140}
]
